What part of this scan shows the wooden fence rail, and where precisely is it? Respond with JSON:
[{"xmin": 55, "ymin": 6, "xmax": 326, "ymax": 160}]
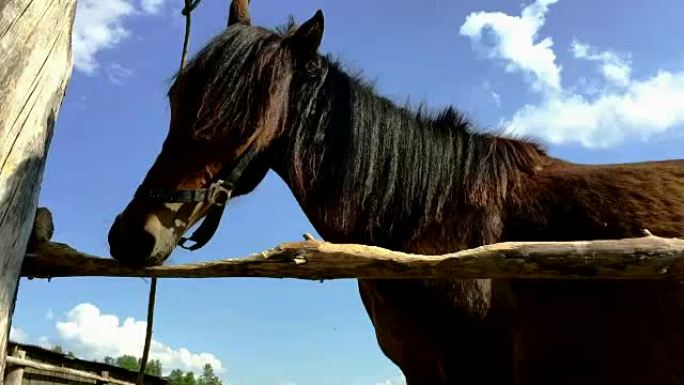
[
  {"xmin": 5, "ymin": 356, "xmax": 134, "ymax": 385},
  {"xmin": 21, "ymin": 234, "xmax": 684, "ymax": 280},
  {"xmin": 4, "ymin": 342, "xmax": 167, "ymax": 385}
]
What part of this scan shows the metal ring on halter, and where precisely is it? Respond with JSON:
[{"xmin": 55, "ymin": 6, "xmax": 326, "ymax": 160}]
[
  {"xmin": 207, "ymin": 180, "xmax": 233, "ymax": 206},
  {"xmin": 133, "ymin": 145, "xmax": 259, "ymax": 250}
]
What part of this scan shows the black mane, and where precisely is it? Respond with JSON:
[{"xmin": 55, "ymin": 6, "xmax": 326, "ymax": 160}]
[
  {"xmin": 284, "ymin": 56, "xmax": 546, "ymax": 245},
  {"xmin": 172, "ymin": 24, "xmax": 294, "ymax": 148},
  {"xmin": 177, "ymin": 22, "xmax": 547, "ymax": 246}
]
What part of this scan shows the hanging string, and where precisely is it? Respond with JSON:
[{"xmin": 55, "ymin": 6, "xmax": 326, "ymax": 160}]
[
  {"xmin": 136, "ymin": 278, "xmax": 157, "ymax": 385},
  {"xmin": 136, "ymin": 2, "xmax": 202, "ymax": 384},
  {"xmin": 180, "ymin": 0, "xmax": 202, "ymax": 70}
]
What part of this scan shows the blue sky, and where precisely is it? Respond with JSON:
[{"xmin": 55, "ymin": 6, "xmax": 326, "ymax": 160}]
[{"xmin": 10, "ymin": 1, "xmax": 684, "ymax": 384}]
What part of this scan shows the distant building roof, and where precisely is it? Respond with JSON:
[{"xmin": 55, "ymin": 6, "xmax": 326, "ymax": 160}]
[{"xmin": 8, "ymin": 341, "xmax": 168, "ymax": 385}]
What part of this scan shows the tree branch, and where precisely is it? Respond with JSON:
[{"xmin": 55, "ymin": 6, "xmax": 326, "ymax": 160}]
[{"xmin": 21, "ymin": 235, "xmax": 684, "ymax": 280}]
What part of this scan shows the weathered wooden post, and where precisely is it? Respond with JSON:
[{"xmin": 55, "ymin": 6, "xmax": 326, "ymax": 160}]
[
  {"xmin": 0, "ymin": 0, "xmax": 76, "ymax": 380},
  {"xmin": 3, "ymin": 349, "xmax": 25, "ymax": 385},
  {"xmin": 97, "ymin": 370, "xmax": 110, "ymax": 385}
]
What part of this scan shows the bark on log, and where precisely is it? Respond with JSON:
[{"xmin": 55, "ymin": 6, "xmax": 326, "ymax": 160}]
[
  {"xmin": 0, "ymin": 0, "xmax": 75, "ymax": 381},
  {"xmin": 21, "ymin": 235, "xmax": 684, "ymax": 280}
]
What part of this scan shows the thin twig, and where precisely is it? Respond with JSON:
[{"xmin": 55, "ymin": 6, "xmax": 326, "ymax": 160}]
[
  {"xmin": 136, "ymin": 278, "xmax": 157, "ymax": 385},
  {"xmin": 138, "ymin": 2, "xmax": 201, "ymax": 383},
  {"xmin": 181, "ymin": 0, "xmax": 202, "ymax": 15},
  {"xmin": 179, "ymin": 0, "xmax": 201, "ymax": 71}
]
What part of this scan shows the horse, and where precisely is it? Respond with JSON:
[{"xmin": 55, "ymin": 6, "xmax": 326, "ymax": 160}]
[{"xmin": 108, "ymin": 2, "xmax": 684, "ymax": 384}]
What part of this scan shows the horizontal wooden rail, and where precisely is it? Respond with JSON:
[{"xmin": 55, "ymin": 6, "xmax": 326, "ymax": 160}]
[
  {"xmin": 21, "ymin": 234, "xmax": 684, "ymax": 280},
  {"xmin": 6, "ymin": 356, "xmax": 134, "ymax": 385}
]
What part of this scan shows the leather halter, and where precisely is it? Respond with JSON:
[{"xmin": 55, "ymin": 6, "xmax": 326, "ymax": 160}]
[{"xmin": 134, "ymin": 146, "xmax": 259, "ymax": 251}]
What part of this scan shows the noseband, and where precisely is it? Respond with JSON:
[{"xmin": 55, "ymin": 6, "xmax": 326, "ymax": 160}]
[{"xmin": 134, "ymin": 146, "xmax": 259, "ymax": 251}]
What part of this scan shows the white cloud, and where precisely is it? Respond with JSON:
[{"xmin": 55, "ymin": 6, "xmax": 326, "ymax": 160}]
[
  {"xmin": 141, "ymin": 0, "xmax": 168, "ymax": 14},
  {"xmin": 492, "ymin": 92, "xmax": 501, "ymax": 107},
  {"xmin": 482, "ymin": 81, "xmax": 502, "ymax": 107},
  {"xmin": 46, "ymin": 309, "xmax": 55, "ymax": 320},
  {"xmin": 9, "ymin": 326, "xmax": 29, "ymax": 343},
  {"xmin": 376, "ymin": 375, "xmax": 406, "ymax": 385},
  {"xmin": 73, "ymin": 0, "xmax": 171, "ymax": 74},
  {"xmin": 55, "ymin": 303, "xmax": 225, "ymax": 376},
  {"xmin": 572, "ymin": 40, "xmax": 631, "ymax": 87},
  {"xmin": 460, "ymin": 0, "xmax": 561, "ymax": 91},
  {"xmin": 73, "ymin": 0, "xmax": 135, "ymax": 74},
  {"xmin": 106, "ymin": 62, "xmax": 134, "ymax": 84},
  {"xmin": 37, "ymin": 336, "xmax": 52, "ymax": 349},
  {"xmin": 462, "ymin": 0, "xmax": 684, "ymax": 148},
  {"xmin": 505, "ymin": 71, "xmax": 684, "ymax": 147}
]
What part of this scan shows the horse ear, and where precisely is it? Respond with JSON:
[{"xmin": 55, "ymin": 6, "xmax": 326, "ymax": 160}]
[
  {"xmin": 228, "ymin": 0, "xmax": 250, "ymax": 27},
  {"xmin": 286, "ymin": 10, "xmax": 324, "ymax": 61}
]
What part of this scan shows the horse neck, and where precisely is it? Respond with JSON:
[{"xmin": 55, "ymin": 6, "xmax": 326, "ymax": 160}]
[{"xmin": 271, "ymin": 65, "xmax": 545, "ymax": 249}]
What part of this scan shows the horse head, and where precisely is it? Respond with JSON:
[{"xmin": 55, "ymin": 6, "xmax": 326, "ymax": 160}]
[{"xmin": 108, "ymin": 1, "xmax": 325, "ymax": 266}]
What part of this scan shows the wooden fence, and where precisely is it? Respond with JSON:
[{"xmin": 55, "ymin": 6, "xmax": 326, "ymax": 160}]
[
  {"xmin": 20, "ymin": 232, "xmax": 684, "ymax": 280},
  {"xmin": 4, "ymin": 343, "xmax": 166, "ymax": 385}
]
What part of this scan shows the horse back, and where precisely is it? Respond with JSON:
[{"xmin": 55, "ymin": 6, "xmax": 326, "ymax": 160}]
[
  {"xmin": 501, "ymin": 157, "xmax": 684, "ymax": 384},
  {"xmin": 504, "ymin": 158, "xmax": 684, "ymax": 241}
]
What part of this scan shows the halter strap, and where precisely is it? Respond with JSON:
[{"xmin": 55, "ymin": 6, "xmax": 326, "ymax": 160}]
[{"xmin": 134, "ymin": 145, "xmax": 260, "ymax": 250}]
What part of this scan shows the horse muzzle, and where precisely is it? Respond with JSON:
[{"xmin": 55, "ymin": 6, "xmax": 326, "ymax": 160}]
[{"xmin": 108, "ymin": 213, "xmax": 171, "ymax": 267}]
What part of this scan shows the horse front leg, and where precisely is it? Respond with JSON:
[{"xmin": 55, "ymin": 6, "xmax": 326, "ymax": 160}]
[{"xmin": 357, "ymin": 279, "xmax": 515, "ymax": 385}]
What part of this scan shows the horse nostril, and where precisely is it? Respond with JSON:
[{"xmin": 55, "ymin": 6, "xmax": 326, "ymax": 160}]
[{"xmin": 108, "ymin": 217, "xmax": 158, "ymax": 266}]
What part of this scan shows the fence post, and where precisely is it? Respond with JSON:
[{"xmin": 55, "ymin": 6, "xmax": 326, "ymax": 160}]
[
  {"xmin": 97, "ymin": 370, "xmax": 110, "ymax": 385},
  {"xmin": 3, "ymin": 349, "xmax": 26, "ymax": 385},
  {"xmin": 0, "ymin": 0, "xmax": 76, "ymax": 381}
]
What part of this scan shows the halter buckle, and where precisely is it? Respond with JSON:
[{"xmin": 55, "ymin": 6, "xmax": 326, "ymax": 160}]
[{"xmin": 207, "ymin": 180, "xmax": 233, "ymax": 206}]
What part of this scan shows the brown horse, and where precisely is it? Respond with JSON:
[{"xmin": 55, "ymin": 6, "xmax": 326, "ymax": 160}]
[{"xmin": 108, "ymin": 3, "xmax": 684, "ymax": 384}]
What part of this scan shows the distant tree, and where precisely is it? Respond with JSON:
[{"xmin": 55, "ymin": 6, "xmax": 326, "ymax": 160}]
[
  {"xmin": 103, "ymin": 355, "xmax": 163, "ymax": 376},
  {"xmin": 168, "ymin": 369, "xmax": 186, "ymax": 385},
  {"xmin": 115, "ymin": 355, "xmax": 139, "ymax": 372},
  {"xmin": 167, "ymin": 369, "xmax": 199, "ymax": 385},
  {"xmin": 183, "ymin": 371, "xmax": 197, "ymax": 385},
  {"xmin": 198, "ymin": 364, "xmax": 222, "ymax": 385},
  {"xmin": 144, "ymin": 359, "xmax": 163, "ymax": 376},
  {"xmin": 103, "ymin": 354, "xmax": 217, "ymax": 385},
  {"xmin": 51, "ymin": 345, "xmax": 64, "ymax": 354}
]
